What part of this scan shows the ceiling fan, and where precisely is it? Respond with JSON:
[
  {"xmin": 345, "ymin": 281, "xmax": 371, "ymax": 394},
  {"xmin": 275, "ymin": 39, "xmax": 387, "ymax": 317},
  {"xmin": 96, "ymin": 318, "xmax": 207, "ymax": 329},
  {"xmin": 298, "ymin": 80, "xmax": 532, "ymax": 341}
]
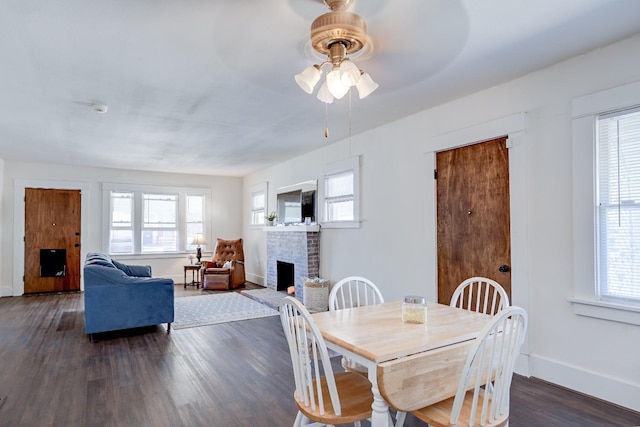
[{"xmin": 294, "ymin": 0, "xmax": 378, "ymax": 103}]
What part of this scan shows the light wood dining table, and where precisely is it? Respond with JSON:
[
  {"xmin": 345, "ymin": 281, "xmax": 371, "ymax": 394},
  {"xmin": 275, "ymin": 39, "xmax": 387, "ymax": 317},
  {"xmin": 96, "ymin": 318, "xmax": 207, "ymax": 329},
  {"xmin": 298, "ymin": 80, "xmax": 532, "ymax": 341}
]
[{"xmin": 310, "ymin": 301, "xmax": 493, "ymax": 427}]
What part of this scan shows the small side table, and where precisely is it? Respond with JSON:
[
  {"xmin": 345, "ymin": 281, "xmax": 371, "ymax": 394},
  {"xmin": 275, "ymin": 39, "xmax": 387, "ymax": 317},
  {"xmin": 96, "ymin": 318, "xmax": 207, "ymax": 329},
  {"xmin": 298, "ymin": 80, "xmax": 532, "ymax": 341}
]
[{"xmin": 184, "ymin": 264, "xmax": 201, "ymax": 289}]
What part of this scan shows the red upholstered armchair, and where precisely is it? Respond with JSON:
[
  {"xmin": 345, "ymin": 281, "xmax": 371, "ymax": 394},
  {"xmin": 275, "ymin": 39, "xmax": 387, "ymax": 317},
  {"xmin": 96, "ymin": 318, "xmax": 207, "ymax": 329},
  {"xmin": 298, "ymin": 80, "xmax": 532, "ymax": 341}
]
[{"xmin": 200, "ymin": 238, "xmax": 246, "ymax": 290}]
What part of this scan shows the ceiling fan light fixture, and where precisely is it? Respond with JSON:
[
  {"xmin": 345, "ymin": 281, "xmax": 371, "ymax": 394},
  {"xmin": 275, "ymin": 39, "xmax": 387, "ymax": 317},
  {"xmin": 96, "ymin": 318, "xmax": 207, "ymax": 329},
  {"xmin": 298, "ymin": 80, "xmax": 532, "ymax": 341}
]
[
  {"xmin": 327, "ymin": 68, "xmax": 350, "ymax": 99},
  {"xmin": 295, "ymin": 64, "xmax": 322, "ymax": 94},
  {"xmin": 339, "ymin": 59, "xmax": 361, "ymax": 86},
  {"xmin": 316, "ymin": 81, "xmax": 334, "ymax": 104},
  {"xmin": 355, "ymin": 71, "xmax": 378, "ymax": 99},
  {"xmin": 294, "ymin": 0, "xmax": 377, "ymax": 103}
]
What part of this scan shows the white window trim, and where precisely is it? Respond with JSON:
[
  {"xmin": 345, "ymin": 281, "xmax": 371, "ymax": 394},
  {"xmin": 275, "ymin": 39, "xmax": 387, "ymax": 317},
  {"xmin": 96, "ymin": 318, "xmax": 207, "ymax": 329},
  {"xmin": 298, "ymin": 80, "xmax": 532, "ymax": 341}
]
[
  {"xmin": 102, "ymin": 183, "xmax": 211, "ymax": 256},
  {"xmin": 320, "ymin": 156, "xmax": 360, "ymax": 229},
  {"xmin": 571, "ymin": 80, "xmax": 640, "ymax": 326}
]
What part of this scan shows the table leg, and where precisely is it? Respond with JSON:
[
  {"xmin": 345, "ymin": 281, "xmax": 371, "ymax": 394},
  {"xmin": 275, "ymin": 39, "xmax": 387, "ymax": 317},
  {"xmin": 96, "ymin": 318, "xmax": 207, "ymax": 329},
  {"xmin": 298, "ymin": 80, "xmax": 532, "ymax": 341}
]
[
  {"xmin": 184, "ymin": 268, "xmax": 187, "ymax": 289},
  {"xmin": 368, "ymin": 366, "xmax": 390, "ymax": 427}
]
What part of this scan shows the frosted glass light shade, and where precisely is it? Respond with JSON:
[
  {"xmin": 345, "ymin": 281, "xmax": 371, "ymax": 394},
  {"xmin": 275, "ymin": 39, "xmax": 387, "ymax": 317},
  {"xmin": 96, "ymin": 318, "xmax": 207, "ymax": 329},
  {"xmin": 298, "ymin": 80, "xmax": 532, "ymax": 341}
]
[
  {"xmin": 339, "ymin": 60, "xmax": 361, "ymax": 86},
  {"xmin": 316, "ymin": 81, "xmax": 334, "ymax": 104},
  {"xmin": 355, "ymin": 72, "xmax": 378, "ymax": 99},
  {"xmin": 327, "ymin": 69, "xmax": 350, "ymax": 99},
  {"xmin": 295, "ymin": 65, "xmax": 322, "ymax": 94}
]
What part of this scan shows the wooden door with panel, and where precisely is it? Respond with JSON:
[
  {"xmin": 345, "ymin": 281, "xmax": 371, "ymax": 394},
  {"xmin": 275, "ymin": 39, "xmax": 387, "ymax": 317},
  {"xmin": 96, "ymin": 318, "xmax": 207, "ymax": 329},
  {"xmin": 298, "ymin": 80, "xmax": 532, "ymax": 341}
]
[
  {"xmin": 24, "ymin": 188, "xmax": 81, "ymax": 293},
  {"xmin": 436, "ymin": 137, "xmax": 512, "ymax": 305}
]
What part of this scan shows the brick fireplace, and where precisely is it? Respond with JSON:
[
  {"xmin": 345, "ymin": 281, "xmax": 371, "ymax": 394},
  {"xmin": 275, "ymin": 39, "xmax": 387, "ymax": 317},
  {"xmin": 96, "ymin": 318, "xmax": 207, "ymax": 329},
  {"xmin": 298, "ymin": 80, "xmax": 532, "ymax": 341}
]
[{"xmin": 265, "ymin": 226, "xmax": 320, "ymax": 299}]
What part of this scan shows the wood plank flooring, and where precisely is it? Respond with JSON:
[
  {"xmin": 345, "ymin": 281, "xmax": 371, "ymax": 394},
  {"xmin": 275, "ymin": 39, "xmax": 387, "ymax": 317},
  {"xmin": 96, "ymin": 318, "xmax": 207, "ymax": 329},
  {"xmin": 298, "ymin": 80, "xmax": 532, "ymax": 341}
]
[{"xmin": 0, "ymin": 287, "xmax": 638, "ymax": 427}]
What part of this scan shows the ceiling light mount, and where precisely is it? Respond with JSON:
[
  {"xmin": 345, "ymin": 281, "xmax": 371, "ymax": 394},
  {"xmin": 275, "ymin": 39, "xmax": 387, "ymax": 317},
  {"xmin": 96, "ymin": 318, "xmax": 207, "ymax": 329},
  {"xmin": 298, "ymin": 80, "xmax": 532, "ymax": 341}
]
[
  {"xmin": 295, "ymin": 0, "xmax": 378, "ymax": 103},
  {"xmin": 91, "ymin": 103, "xmax": 109, "ymax": 114}
]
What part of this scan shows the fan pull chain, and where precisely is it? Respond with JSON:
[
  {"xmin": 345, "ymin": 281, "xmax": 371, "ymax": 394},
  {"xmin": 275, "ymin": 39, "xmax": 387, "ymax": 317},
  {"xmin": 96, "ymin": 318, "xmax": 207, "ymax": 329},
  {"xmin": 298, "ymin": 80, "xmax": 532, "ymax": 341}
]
[
  {"xmin": 349, "ymin": 88, "xmax": 352, "ymax": 155},
  {"xmin": 324, "ymin": 102, "xmax": 329, "ymax": 138}
]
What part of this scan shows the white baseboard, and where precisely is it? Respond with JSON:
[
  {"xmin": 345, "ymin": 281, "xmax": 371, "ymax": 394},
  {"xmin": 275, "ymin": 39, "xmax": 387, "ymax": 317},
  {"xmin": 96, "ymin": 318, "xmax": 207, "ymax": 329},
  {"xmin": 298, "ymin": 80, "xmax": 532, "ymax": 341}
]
[
  {"xmin": 0, "ymin": 285, "xmax": 14, "ymax": 297},
  {"xmin": 514, "ymin": 353, "xmax": 531, "ymax": 377},
  {"xmin": 246, "ymin": 273, "xmax": 265, "ymax": 286},
  {"xmin": 529, "ymin": 354, "xmax": 640, "ymax": 413}
]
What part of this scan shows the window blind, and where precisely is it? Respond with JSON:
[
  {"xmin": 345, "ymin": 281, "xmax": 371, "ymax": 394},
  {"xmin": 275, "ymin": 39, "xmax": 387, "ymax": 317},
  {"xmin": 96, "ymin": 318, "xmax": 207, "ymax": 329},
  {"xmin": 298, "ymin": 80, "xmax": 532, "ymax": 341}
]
[
  {"xmin": 324, "ymin": 170, "xmax": 354, "ymax": 221},
  {"xmin": 251, "ymin": 191, "xmax": 265, "ymax": 225},
  {"xmin": 597, "ymin": 106, "xmax": 640, "ymax": 303}
]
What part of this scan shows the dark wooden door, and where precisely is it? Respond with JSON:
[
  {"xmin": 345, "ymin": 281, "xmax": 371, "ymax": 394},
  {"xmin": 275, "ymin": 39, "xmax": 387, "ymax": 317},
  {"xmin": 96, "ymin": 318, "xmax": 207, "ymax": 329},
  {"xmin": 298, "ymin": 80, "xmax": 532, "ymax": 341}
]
[
  {"xmin": 436, "ymin": 137, "xmax": 511, "ymax": 305},
  {"xmin": 24, "ymin": 188, "xmax": 81, "ymax": 294}
]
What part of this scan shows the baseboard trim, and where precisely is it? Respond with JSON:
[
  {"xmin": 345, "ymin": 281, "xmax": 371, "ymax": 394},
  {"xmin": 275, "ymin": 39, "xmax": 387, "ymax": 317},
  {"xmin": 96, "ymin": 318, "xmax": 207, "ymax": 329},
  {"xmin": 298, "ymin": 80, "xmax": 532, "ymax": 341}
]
[
  {"xmin": 529, "ymin": 354, "xmax": 640, "ymax": 413},
  {"xmin": 246, "ymin": 273, "xmax": 265, "ymax": 287}
]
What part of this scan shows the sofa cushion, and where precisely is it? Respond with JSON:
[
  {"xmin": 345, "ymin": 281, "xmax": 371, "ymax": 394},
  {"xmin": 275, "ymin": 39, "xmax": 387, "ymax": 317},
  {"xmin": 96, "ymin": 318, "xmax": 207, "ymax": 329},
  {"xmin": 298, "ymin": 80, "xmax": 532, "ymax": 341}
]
[
  {"xmin": 85, "ymin": 252, "xmax": 116, "ymax": 269},
  {"xmin": 112, "ymin": 259, "xmax": 152, "ymax": 277}
]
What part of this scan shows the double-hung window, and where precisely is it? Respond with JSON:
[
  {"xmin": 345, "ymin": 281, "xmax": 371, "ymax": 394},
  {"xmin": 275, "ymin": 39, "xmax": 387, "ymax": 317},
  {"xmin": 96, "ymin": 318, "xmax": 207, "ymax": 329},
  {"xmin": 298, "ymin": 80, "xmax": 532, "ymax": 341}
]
[
  {"xmin": 110, "ymin": 192, "xmax": 134, "ymax": 254},
  {"xmin": 142, "ymin": 193, "xmax": 177, "ymax": 253},
  {"xmin": 249, "ymin": 182, "xmax": 268, "ymax": 227},
  {"xmin": 251, "ymin": 191, "xmax": 266, "ymax": 225},
  {"xmin": 186, "ymin": 195, "xmax": 205, "ymax": 250},
  {"xmin": 571, "ymin": 80, "xmax": 640, "ymax": 325},
  {"xmin": 596, "ymin": 107, "xmax": 640, "ymax": 304},
  {"xmin": 104, "ymin": 184, "xmax": 209, "ymax": 255},
  {"xmin": 325, "ymin": 171, "xmax": 354, "ymax": 221},
  {"xmin": 322, "ymin": 156, "xmax": 360, "ymax": 228}
]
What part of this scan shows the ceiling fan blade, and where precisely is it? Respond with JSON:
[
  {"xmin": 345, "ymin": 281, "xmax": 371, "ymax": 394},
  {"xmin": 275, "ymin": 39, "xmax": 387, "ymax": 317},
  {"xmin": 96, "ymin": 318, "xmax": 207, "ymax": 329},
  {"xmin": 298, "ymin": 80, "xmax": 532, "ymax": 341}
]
[{"xmin": 359, "ymin": 0, "xmax": 469, "ymax": 91}]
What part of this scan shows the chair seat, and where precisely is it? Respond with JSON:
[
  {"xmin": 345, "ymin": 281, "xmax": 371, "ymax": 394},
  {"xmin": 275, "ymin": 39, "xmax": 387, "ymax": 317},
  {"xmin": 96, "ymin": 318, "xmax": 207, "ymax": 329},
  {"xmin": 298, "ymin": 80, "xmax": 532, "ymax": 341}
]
[
  {"xmin": 294, "ymin": 371, "xmax": 373, "ymax": 425},
  {"xmin": 412, "ymin": 384, "xmax": 508, "ymax": 427}
]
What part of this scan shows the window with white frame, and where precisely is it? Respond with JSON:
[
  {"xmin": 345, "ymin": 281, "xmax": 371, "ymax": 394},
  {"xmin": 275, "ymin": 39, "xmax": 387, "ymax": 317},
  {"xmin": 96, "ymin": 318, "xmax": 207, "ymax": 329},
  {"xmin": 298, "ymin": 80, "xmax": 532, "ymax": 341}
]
[
  {"xmin": 322, "ymin": 156, "xmax": 360, "ymax": 228},
  {"xmin": 110, "ymin": 191, "xmax": 134, "ymax": 254},
  {"xmin": 142, "ymin": 193, "xmax": 177, "ymax": 253},
  {"xmin": 325, "ymin": 171, "xmax": 354, "ymax": 221},
  {"xmin": 185, "ymin": 194, "xmax": 205, "ymax": 250},
  {"xmin": 571, "ymin": 80, "xmax": 640, "ymax": 325},
  {"xmin": 251, "ymin": 190, "xmax": 266, "ymax": 225},
  {"xmin": 596, "ymin": 107, "xmax": 640, "ymax": 304},
  {"xmin": 249, "ymin": 182, "xmax": 268, "ymax": 226},
  {"xmin": 104, "ymin": 184, "xmax": 209, "ymax": 255}
]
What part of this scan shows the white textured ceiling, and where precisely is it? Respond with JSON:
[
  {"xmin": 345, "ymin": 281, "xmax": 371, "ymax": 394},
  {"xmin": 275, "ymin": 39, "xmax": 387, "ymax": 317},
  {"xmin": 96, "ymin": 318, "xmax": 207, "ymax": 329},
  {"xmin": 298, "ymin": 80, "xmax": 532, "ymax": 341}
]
[{"xmin": 1, "ymin": 0, "xmax": 640, "ymax": 176}]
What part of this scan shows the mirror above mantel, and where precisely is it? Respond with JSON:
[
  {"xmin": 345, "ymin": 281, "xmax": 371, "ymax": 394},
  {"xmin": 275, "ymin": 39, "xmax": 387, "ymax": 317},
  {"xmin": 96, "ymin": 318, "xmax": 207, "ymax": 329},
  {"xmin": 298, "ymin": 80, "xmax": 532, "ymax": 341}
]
[{"xmin": 276, "ymin": 180, "xmax": 317, "ymax": 225}]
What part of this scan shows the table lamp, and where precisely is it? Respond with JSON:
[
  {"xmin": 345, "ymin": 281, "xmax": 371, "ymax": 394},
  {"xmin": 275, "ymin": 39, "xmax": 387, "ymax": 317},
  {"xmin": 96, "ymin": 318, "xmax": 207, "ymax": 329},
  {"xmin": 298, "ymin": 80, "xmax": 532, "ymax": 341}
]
[{"xmin": 191, "ymin": 233, "xmax": 207, "ymax": 264}]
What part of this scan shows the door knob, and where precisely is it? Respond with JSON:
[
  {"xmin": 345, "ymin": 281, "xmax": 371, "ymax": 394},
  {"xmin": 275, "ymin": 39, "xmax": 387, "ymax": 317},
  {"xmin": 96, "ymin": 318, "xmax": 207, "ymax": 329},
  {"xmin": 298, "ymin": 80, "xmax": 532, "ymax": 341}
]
[{"xmin": 499, "ymin": 265, "xmax": 510, "ymax": 273}]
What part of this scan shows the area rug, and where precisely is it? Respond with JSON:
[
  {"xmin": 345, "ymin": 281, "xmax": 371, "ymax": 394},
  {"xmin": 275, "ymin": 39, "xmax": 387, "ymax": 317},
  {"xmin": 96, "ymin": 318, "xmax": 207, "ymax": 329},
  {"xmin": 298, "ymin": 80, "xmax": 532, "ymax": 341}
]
[{"xmin": 171, "ymin": 293, "xmax": 278, "ymax": 330}]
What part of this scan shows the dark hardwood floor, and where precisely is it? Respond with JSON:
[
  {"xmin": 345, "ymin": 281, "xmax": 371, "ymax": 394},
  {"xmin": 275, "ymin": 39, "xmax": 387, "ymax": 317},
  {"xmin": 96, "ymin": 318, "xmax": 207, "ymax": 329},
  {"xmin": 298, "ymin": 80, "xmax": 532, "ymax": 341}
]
[{"xmin": 0, "ymin": 287, "xmax": 638, "ymax": 427}]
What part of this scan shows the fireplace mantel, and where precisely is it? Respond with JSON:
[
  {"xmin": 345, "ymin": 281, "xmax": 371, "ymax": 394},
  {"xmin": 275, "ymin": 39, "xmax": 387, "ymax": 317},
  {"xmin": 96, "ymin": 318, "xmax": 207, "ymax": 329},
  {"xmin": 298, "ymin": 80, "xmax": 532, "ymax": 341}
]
[{"xmin": 263, "ymin": 225, "xmax": 320, "ymax": 232}]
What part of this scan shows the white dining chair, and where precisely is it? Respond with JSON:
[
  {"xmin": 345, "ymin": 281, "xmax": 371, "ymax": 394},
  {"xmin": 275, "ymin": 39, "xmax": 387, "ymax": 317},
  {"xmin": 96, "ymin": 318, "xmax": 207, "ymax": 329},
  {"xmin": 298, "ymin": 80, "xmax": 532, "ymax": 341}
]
[
  {"xmin": 450, "ymin": 276, "xmax": 510, "ymax": 316},
  {"xmin": 328, "ymin": 276, "xmax": 384, "ymax": 374},
  {"xmin": 396, "ymin": 306, "xmax": 528, "ymax": 427},
  {"xmin": 279, "ymin": 296, "xmax": 374, "ymax": 427},
  {"xmin": 329, "ymin": 276, "xmax": 384, "ymax": 310}
]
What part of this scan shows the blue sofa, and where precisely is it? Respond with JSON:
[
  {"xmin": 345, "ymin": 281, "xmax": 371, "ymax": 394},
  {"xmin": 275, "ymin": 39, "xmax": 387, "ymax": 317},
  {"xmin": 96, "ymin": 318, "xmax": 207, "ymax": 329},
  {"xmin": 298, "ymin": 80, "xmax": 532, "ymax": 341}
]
[{"xmin": 83, "ymin": 253, "xmax": 174, "ymax": 336}]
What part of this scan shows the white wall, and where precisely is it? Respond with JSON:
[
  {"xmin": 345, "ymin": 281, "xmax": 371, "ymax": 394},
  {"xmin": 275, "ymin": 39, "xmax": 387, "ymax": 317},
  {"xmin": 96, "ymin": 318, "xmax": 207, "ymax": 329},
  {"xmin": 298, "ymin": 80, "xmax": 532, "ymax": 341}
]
[
  {"xmin": 0, "ymin": 158, "xmax": 4, "ymax": 292},
  {"xmin": 243, "ymin": 34, "xmax": 640, "ymax": 411},
  {"xmin": 1, "ymin": 162, "xmax": 243, "ymax": 296}
]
